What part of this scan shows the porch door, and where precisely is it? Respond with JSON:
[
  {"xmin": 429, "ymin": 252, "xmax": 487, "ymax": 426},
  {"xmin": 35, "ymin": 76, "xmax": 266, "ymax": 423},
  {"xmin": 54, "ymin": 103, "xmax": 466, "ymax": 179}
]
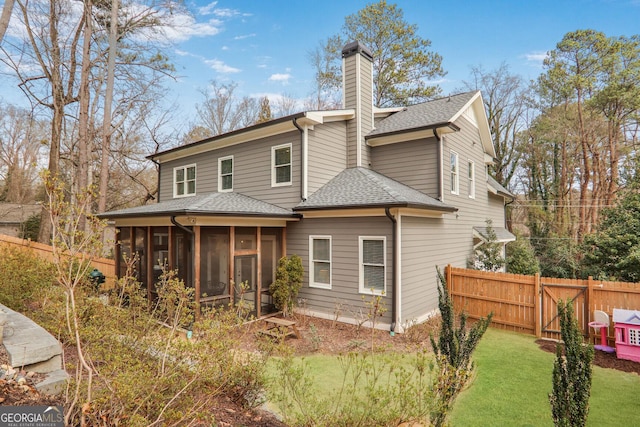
[{"xmin": 234, "ymin": 255, "xmax": 257, "ymax": 315}]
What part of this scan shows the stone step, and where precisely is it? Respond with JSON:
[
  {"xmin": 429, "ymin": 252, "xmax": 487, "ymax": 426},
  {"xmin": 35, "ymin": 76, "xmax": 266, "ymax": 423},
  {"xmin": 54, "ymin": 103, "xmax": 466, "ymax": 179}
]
[
  {"xmin": 1, "ymin": 303, "xmax": 64, "ymax": 372},
  {"xmin": 35, "ymin": 368, "xmax": 69, "ymax": 395}
]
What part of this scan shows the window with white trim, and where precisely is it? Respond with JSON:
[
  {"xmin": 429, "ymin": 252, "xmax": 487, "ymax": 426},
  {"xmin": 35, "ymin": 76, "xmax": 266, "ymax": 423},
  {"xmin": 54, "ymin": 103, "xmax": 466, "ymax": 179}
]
[
  {"xmin": 309, "ymin": 236, "xmax": 331, "ymax": 289},
  {"xmin": 174, "ymin": 164, "xmax": 196, "ymax": 197},
  {"xmin": 468, "ymin": 160, "xmax": 475, "ymax": 198},
  {"xmin": 272, "ymin": 143, "xmax": 292, "ymax": 186},
  {"xmin": 450, "ymin": 151, "xmax": 459, "ymax": 195},
  {"xmin": 218, "ymin": 156, "xmax": 233, "ymax": 192},
  {"xmin": 359, "ymin": 236, "xmax": 386, "ymax": 295}
]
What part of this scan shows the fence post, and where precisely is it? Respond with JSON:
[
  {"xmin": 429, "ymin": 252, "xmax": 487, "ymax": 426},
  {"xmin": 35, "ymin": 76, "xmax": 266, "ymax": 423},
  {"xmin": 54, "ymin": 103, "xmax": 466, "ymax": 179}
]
[
  {"xmin": 587, "ymin": 276, "xmax": 594, "ymax": 340},
  {"xmin": 534, "ymin": 272, "xmax": 541, "ymax": 338},
  {"xmin": 446, "ymin": 264, "xmax": 453, "ymax": 296}
]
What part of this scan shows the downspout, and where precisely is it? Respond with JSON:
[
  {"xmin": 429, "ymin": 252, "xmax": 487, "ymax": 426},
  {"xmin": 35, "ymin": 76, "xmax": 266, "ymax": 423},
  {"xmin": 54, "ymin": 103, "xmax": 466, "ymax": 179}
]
[
  {"xmin": 293, "ymin": 118, "xmax": 307, "ymax": 201},
  {"xmin": 434, "ymin": 128, "xmax": 443, "ymax": 201},
  {"xmin": 385, "ymin": 207, "xmax": 398, "ymax": 334}
]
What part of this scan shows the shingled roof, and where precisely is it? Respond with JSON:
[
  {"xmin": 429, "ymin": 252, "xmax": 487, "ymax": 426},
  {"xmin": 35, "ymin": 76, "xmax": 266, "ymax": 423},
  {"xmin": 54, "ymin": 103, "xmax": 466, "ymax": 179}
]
[
  {"xmin": 367, "ymin": 91, "xmax": 479, "ymax": 138},
  {"xmin": 99, "ymin": 192, "xmax": 296, "ymax": 219},
  {"xmin": 294, "ymin": 167, "xmax": 456, "ymax": 212}
]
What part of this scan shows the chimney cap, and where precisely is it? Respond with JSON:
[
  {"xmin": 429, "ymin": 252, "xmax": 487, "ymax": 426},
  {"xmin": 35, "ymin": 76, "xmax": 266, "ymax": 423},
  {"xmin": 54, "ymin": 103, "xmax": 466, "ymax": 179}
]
[{"xmin": 341, "ymin": 41, "xmax": 373, "ymax": 61}]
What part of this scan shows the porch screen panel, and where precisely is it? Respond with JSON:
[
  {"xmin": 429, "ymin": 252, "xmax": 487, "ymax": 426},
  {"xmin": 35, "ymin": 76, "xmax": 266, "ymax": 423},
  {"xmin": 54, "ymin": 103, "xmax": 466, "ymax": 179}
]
[
  {"xmin": 135, "ymin": 227, "xmax": 147, "ymax": 288},
  {"xmin": 117, "ymin": 228, "xmax": 131, "ymax": 278},
  {"xmin": 152, "ymin": 227, "xmax": 169, "ymax": 289},
  {"xmin": 235, "ymin": 227, "xmax": 257, "ymax": 250},
  {"xmin": 200, "ymin": 227, "xmax": 230, "ymax": 297}
]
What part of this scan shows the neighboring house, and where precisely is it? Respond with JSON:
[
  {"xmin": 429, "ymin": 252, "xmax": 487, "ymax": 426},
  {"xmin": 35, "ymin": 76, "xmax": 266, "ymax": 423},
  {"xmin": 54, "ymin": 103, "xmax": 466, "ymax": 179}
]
[
  {"xmin": 100, "ymin": 42, "xmax": 514, "ymax": 332},
  {"xmin": 0, "ymin": 203, "xmax": 42, "ymax": 238}
]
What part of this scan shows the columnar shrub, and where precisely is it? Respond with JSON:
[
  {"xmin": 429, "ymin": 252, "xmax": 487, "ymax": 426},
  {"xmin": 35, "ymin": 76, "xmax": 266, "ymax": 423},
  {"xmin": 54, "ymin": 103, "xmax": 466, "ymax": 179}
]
[
  {"xmin": 430, "ymin": 267, "xmax": 493, "ymax": 427},
  {"xmin": 270, "ymin": 254, "xmax": 303, "ymax": 317},
  {"xmin": 549, "ymin": 299, "xmax": 594, "ymax": 427}
]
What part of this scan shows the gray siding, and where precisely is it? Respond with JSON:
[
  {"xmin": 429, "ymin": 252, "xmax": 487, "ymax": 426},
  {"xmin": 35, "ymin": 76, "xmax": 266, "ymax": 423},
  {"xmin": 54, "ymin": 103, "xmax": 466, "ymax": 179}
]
[
  {"xmin": 343, "ymin": 51, "xmax": 373, "ymax": 169},
  {"xmin": 307, "ymin": 122, "xmax": 348, "ymax": 195},
  {"xmin": 158, "ymin": 131, "xmax": 302, "ymax": 209},
  {"xmin": 287, "ymin": 217, "xmax": 393, "ymax": 324},
  {"xmin": 370, "ymin": 138, "xmax": 439, "ymax": 198}
]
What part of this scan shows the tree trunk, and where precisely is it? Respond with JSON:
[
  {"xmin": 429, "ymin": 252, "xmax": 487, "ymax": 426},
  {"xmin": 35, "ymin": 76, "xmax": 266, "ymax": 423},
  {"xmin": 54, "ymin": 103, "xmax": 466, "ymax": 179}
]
[{"xmin": 0, "ymin": 0, "xmax": 15, "ymax": 44}]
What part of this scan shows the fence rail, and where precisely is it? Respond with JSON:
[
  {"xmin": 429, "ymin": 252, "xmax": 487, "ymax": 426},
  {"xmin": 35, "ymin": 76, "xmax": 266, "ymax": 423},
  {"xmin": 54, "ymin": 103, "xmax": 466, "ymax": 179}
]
[
  {"xmin": 0, "ymin": 234, "xmax": 116, "ymax": 288},
  {"xmin": 445, "ymin": 265, "xmax": 640, "ymax": 344}
]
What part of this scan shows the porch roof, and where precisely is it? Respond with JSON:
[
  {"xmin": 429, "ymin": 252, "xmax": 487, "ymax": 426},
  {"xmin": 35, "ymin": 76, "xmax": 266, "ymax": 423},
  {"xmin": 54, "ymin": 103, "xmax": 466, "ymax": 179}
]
[
  {"xmin": 294, "ymin": 167, "xmax": 457, "ymax": 212},
  {"xmin": 99, "ymin": 192, "xmax": 298, "ymax": 219}
]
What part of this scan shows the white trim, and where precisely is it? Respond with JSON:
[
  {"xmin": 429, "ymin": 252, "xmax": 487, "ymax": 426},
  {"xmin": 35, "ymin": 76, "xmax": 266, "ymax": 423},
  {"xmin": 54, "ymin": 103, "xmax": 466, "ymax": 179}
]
[
  {"xmin": 359, "ymin": 236, "xmax": 386, "ymax": 296},
  {"xmin": 468, "ymin": 159, "xmax": 476, "ymax": 199},
  {"xmin": 309, "ymin": 235, "xmax": 332, "ymax": 289},
  {"xmin": 302, "ymin": 125, "xmax": 309, "ymax": 199},
  {"xmin": 356, "ymin": 53, "xmax": 362, "ymax": 167},
  {"xmin": 271, "ymin": 143, "xmax": 292, "ymax": 187},
  {"xmin": 173, "ymin": 164, "xmax": 196, "ymax": 198},
  {"xmin": 396, "ymin": 213, "xmax": 402, "ymax": 331},
  {"xmin": 450, "ymin": 151, "xmax": 459, "ymax": 195},
  {"xmin": 218, "ymin": 155, "xmax": 233, "ymax": 192}
]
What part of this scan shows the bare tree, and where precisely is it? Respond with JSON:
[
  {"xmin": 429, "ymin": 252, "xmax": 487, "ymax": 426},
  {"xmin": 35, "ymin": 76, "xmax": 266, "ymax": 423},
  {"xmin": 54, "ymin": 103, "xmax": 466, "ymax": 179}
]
[
  {"xmin": 195, "ymin": 80, "xmax": 259, "ymax": 136},
  {"xmin": 0, "ymin": 0, "xmax": 15, "ymax": 44},
  {"xmin": 0, "ymin": 104, "xmax": 47, "ymax": 203}
]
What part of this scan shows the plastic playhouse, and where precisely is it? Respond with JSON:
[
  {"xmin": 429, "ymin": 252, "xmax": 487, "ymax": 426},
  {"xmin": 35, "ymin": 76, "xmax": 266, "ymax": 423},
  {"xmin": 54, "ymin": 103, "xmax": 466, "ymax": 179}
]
[
  {"xmin": 588, "ymin": 310, "xmax": 615, "ymax": 353},
  {"xmin": 613, "ymin": 308, "xmax": 640, "ymax": 363}
]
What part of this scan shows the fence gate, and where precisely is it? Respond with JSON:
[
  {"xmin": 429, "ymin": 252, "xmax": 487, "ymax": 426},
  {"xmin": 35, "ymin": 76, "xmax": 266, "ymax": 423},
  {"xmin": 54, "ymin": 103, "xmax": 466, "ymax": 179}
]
[{"xmin": 541, "ymin": 282, "xmax": 588, "ymax": 340}]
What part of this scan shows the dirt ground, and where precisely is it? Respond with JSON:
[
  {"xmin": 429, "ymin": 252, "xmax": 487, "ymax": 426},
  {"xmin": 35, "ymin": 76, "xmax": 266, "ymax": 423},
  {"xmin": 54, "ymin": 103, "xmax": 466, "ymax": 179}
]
[{"xmin": 1, "ymin": 315, "xmax": 638, "ymax": 426}]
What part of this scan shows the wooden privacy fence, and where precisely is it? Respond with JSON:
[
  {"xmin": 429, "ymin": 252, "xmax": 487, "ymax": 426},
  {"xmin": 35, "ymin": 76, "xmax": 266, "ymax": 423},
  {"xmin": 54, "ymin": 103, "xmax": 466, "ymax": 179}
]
[
  {"xmin": 445, "ymin": 265, "xmax": 640, "ymax": 344},
  {"xmin": 0, "ymin": 234, "xmax": 116, "ymax": 288}
]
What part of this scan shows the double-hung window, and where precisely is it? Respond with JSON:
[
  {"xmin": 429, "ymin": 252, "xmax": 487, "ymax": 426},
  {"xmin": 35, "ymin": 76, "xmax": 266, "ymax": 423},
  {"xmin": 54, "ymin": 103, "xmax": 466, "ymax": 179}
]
[
  {"xmin": 174, "ymin": 164, "xmax": 196, "ymax": 197},
  {"xmin": 309, "ymin": 236, "xmax": 331, "ymax": 289},
  {"xmin": 218, "ymin": 156, "xmax": 233, "ymax": 192},
  {"xmin": 468, "ymin": 160, "xmax": 475, "ymax": 198},
  {"xmin": 272, "ymin": 143, "xmax": 292, "ymax": 186},
  {"xmin": 359, "ymin": 236, "xmax": 386, "ymax": 295},
  {"xmin": 450, "ymin": 151, "xmax": 459, "ymax": 195}
]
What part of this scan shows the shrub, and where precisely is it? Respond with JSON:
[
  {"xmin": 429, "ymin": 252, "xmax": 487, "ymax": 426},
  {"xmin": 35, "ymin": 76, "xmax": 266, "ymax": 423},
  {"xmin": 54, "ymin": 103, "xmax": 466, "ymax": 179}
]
[
  {"xmin": 549, "ymin": 299, "xmax": 594, "ymax": 427},
  {"xmin": 270, "ymin": 255, "xmax": 303, "ymax": 317},
  {"xmin": 506, "ymin": 233, "xmax": 540, "ymax": 275},
  {"xmin": 430, "ymin": 267, "xmax": 493, "ymax": 427},
  {"xmin": 0, "ymin": 244, "xmax": 56, "ymax": 311}
]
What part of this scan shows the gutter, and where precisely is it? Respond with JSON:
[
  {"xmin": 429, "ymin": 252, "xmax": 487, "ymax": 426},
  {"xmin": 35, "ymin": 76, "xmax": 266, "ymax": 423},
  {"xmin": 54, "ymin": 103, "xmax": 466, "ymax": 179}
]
[
  {"xmin": 292, "ymin": 118, "xmax": 307, "ymax": 201},
  {"xmin": 434, "ymin": 128, "xmax": 443, "ymax": 201},
  {"xmin": 385, "ymin": 207, "xmax": 398, "ymax": 334}
]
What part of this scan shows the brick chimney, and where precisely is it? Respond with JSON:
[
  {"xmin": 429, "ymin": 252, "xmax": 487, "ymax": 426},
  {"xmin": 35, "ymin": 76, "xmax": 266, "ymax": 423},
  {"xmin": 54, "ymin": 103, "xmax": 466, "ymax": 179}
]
[{"xmin": 342, "ymin": 41, "xmax": 374, "ymax": 168}]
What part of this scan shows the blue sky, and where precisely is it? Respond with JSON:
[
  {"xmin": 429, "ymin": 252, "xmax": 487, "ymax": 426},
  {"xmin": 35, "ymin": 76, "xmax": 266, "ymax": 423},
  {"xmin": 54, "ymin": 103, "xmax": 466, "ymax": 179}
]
[
  {"xmin": 1, "ymin": 0, "xmax": 639, "ymax": 135},
  {"xmin": 167, "ymin": 0, "xmax": 640, "ymax": 129}
]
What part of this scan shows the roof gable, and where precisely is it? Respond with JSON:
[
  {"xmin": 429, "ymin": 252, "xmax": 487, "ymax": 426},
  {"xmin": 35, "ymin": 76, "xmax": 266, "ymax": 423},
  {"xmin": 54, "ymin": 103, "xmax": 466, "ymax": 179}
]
[{"xmin": 295, "ymin": 167, "xmax": 456, "ymax": 213}]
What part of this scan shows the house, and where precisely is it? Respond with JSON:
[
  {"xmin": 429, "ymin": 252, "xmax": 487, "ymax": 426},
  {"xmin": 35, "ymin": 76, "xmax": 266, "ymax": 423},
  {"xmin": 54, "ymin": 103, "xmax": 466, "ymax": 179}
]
[
  {"xmin": 0, "ymin": 203, "xmax": 42, "ymax": 238},
  {"xmin": 100, "ymin": 42, "xmax": 514, "ymax": 332}
]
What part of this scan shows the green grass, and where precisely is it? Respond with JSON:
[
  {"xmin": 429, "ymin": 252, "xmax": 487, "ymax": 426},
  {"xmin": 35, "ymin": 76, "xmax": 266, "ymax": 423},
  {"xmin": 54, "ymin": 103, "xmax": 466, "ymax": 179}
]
[
  {"xmin": 264, "ymin": 328, "xmax": 640, "ymax": 426},
  {"xmin": 449, "ymin": 328, "xmax": 640, "ymax": 426}
]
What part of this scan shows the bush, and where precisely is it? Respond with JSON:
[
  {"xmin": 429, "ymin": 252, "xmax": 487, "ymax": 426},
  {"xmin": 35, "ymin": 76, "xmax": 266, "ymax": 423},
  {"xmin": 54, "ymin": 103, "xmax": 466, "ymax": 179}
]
[
  {"xmin": 269, "ymin": 255, "xmax": 303, "ymax": 317},
  {"xmin": 0, "ymin": 244, "xmax": 56, "ymax": 311},
  {"xmin": 549, "ymin": 299, "xmax": 594, "ymax": 427},
  {"xmin": 506, "ymin": 234, "xmax": 540, "ymax": 275}
]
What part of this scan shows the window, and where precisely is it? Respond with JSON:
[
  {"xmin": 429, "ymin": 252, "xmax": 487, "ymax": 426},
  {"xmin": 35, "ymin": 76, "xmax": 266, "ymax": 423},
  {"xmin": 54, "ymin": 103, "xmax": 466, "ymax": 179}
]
[
  {"xmin": 359, "ymin": 237, "xmax": 386, "ymax": 295},
  {"xmin": 468, "ymin": 160, "xmax": 475, "ymax": 198},
  {"xmin": 272, "ymin": 143, "xmax": 292, "ymax": 186},
  {"xmin": 218, "ymin": 156, "xmax": 233, "ymax": 192},
  {"xmin": 450, "ymin": 151, "xmax": 459, "ymax": 195},
  {"xmin": 309, "ymin": 236, "xmax": 331, "ymax": 289},
  {"xmin": 174, "ymin": 164, "xmax": 196, "ymax": 197}
]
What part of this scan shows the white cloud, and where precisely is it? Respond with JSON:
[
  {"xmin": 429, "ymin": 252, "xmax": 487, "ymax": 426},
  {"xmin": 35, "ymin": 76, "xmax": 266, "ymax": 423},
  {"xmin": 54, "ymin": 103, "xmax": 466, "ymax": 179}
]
[
  {"xmin": 205, "ymin": 59, "xmax": 241, "ymax": 74},
  {"xmin": 198, "ymin": 2, "xmax": 250, "ymax": 18},
  {"xmin": 523, "ymin": 51, "xmax": 548, "ymax": 65},
  {"xmin": 234, "ymin": 33, "xmax": 256, "ymax": 40},
  {"xmin": 269, "ymin": 73, "xmax": 292, "ymax": 83}
]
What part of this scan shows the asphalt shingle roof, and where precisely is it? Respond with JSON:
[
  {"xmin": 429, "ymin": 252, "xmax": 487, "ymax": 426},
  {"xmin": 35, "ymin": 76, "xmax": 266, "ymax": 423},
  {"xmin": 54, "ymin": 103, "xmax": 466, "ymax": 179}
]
[
  {"xmin": 295, "ymin": 167, "xmax": 456, "ymax": 212},
  {"xmin": 367, "ymin": 91, "xmax": 478, "ymax": 138},
  {"xmin": 100, "ymin": 192, "xmax": 295, "ymax": 219}
]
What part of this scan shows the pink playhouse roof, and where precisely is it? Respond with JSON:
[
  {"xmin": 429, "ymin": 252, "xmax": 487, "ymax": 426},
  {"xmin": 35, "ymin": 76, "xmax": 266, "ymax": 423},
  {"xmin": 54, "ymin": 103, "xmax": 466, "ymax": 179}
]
[{"xmin": 613, "ymin": 308, "xmax": 640, "ymax": 326}]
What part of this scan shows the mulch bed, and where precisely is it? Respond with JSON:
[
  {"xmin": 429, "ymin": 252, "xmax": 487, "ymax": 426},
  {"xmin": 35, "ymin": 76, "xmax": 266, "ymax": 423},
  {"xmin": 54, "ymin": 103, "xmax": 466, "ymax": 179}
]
[{"xmin": 535, "ymin": 339, "xmax": 640, "ymax": 375}]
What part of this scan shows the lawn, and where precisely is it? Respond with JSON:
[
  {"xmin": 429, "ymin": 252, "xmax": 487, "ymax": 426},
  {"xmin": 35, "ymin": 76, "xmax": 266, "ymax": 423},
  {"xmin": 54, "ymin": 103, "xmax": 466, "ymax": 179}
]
[
  {"xmin": 449, "ymin": 328, "xmax": 640, "ymax": 426},
  {"xmin": 265, "ymin": 328, "xmax": 640, "ymax": 426}
]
